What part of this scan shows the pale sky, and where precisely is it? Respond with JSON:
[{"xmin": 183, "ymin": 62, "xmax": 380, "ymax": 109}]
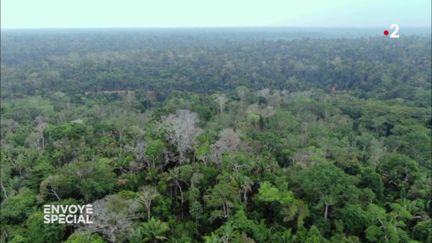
[{"xmin": 1, "ymin": 0, "xmax": 431, "ymax": 28}]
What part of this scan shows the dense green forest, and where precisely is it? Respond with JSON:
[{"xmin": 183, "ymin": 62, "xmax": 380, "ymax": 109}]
[{"xmin": 1, "ymin": 29, "xmax": 431, "ymax": 243}]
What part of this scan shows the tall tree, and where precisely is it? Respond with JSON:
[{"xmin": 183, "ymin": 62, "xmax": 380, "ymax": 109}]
[
  {"xmin": 139, "ymin": 186, "xmax": 160, "ymax": 219},
  {"xmin": 162, "ymin": 110, "xmax": 202, "ymax": 163}
]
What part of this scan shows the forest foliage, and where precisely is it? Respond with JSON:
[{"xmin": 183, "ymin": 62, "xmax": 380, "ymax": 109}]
[{"xmin": 0, "ymin": 30, "xmax": 431, "ymax": 242}]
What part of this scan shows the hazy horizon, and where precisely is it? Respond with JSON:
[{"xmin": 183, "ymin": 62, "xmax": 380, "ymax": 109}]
[{"xmin": 2, "ymin": 0, "xmax": 431, "ymax": 29}]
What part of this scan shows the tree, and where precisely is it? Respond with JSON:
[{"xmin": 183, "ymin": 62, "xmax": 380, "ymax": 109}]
[
  {"xmin": 40, "ymin": 175, "xmax": 72, "ymax": 200},
  {"xmin": 238, "ymin": 175, "xmax": 253, "ymax": 203},
  {"xmin": 40, "ymin": 159, "xmax": 116, "ymax": 201},
  {"xmin": 205, "ymin": 175, "xmax": 239, "ymax": 219},
  {"xmin": 64, "ymin": 231, "xmax": 106, "ymax": 243},
  {"xmin": 136, "ymin": 217, "xmax": 170, "ymax": 243},
  {"xmin": 363, "ymin": 203, "xmax": 413, "ymax": 243},
  {"xmin": 162, "ymin": 110, "xmax": 202, "ymax": 163},
  {"xmin": 85, "ymin": 194, "xmax": 140, "ymax": 242},
  {"xmin": 228, "ymin": 209, "xmax": 270, "ymax": 242},
  {"xmin": 305, "ymin": 226, "xmax": 326, "ymax": 243},
  {"xmin": 378, "ymin": 153, "xmax": 420, "ymax": 199},
  {"xmin": 257, "ymin": 181, "xmax": 293, "ymax": 205},
  {"xmin": 204, "ymin": 222, "xmax": 240, "ymax": 243},
  {"xmin": 412, "ymin": 219, "xmax": 432, "ymax": 243},
  {"xmin": 25, "ymin": 116, "xmax": 48, "ymax": 150},
  {"xmin": 138, "ymin": 186, "xmax": 160, "ymax": 219},
  {"xmin": 236, "ymin": 86, "xmax": 251, "ymax": 103},
  {"xmin": 0, "ymin": 187, "xmax": 36, "ymax": 223},
  {"xmin": 213, "ymin": 94, "xmax": 228, "ymax": 114},
  {"xmin": 165, "ymin": 167, "xmax": 187, "ymax": 207},
  {"xmin": 26, "ymin": 211, "xmax": 65, "ymax": 243},
  {"xmin": 293, "ymin": 162, "xmax": 357, "ymax": 221},
  {"xmin": 189, "ymin": 200, "xmax": 203, "ymax": 230},
  {"xmin": 211, "ymin": 128, "xmax": 241, "ymax": 165},
  {"xmin": 144, "ymin": 139, "xmax": 166, "ymax": 169}
]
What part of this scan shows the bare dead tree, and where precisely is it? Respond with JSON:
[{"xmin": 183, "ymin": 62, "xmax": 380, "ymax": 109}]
[
  {"xmin": 85, "ymin": 194, "xmax": 141, "ymax": 242},
  {"xmin": 211, "ymin": 128, "xmax": 241, "ymax": 165},
  {"xmin": 161, "ymin": 110, "xmax": 202, "ymax": 163},
  {"xmin": 34, "ymin": 116, "xmax": 48, "ymax": 150},
  {"xmin": 213, "ymin": 94, "xmax": 228, "ymax": 114}
]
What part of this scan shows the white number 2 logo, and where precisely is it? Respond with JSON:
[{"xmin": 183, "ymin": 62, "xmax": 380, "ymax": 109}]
[{"xmin": 390, "ymin": 24, "xmax": 400, "ymax": 39}]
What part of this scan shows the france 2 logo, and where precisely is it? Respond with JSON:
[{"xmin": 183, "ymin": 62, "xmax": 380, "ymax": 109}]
[{"xmin": 384, "ymin": 24, "xmax": 400, "ymax": 38}]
